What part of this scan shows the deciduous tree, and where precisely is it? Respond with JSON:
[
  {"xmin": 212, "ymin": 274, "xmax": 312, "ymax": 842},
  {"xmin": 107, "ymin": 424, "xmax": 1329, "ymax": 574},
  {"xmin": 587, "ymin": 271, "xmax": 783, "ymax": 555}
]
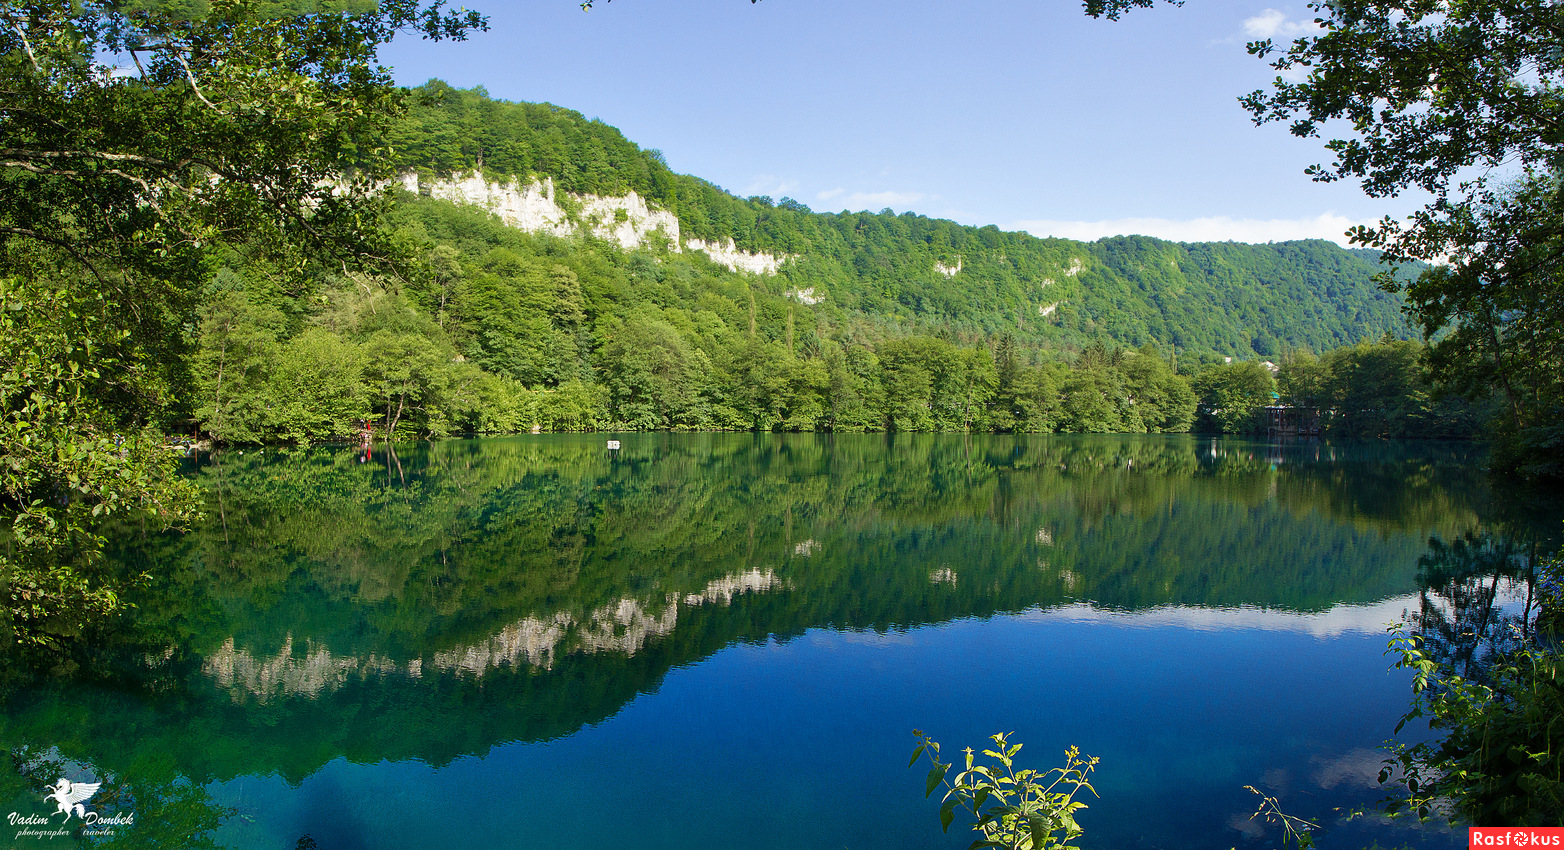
[
  {"xmin": 0, "ymin": 0, "xmax": 483, "ymax": 651},
  {"xmin": 1233, "ymin": 0, "xmax": 1563, "ymax": 471},
  {"xmin": 1192, "ymin": 361, "xmax": 1275, "ymax": 434}
]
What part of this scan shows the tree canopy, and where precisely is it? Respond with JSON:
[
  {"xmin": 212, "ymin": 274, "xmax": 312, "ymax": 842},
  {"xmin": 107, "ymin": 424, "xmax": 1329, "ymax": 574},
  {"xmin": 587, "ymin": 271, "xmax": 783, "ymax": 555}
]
[
  {"xmin": 1240, "ymin": 0, "xmax": 1561, "ymax": 214},
  {"xmin": 1232, "ymin": 0, "xmax": 1564, "ymax": 472},
  {"xmin": 392, "ymin": 82, "xmax": 1413, "ymax": 358},
  {"xmin": 0, "ymin": 0, "xmax": 484, "ymax": 654}
]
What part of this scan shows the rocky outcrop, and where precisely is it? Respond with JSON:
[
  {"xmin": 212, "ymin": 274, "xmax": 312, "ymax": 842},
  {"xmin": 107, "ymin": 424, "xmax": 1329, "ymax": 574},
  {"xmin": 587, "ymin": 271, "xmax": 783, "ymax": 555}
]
[
  {"xmin": 787, "ymin": 287, "xmax": 824, "ymax": 305},
  {"xmin": 403, "ymin": 172, "xmax": 790, "ymax": 275},
  {"xmin": 685, "ymin": 238, "xmax": 786, "ymax": 275},
  {"xmin": 204, "ymin": 634, "xmax": 404, "ymax": 700},
  {"xmin": 201, "ymin": 568, "xmax": 789, "ymax": 699}
]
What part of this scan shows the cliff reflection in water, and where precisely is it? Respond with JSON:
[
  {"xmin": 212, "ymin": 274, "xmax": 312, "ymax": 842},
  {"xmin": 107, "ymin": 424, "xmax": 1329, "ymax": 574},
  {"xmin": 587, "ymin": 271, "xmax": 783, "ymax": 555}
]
[
  {"xmin": 125, "ymin": 435, "xmax": 1479, "ymax": 701},
  {"xmin": 203, "ymin": 567, "xmax": 786, "ymax": 700},
  {"xmin": 5, "ymin": 434, "xmax": 1551, "ymax": 800}
]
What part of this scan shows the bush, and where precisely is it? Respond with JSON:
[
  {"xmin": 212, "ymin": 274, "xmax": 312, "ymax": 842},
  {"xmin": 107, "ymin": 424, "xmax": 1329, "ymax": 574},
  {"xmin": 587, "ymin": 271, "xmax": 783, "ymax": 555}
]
[
  {"xmin": 911, "ymin": 730, "xmax": 1098, "ymax": 850},
  {"xmin": 1384, "ymin": 626, "xmax": 1564, "ymax": 826}
]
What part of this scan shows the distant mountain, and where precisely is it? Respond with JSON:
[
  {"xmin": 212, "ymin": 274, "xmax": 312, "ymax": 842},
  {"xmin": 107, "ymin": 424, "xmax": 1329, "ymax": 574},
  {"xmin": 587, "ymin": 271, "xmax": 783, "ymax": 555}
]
[{"xmin": 388, "ymin": 81, "xmax": 1414, "ymax": 359}]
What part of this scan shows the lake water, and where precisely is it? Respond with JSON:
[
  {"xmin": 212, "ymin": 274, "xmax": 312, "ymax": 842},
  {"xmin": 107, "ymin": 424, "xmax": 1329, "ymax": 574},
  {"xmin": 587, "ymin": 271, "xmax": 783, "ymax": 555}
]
[{"xmin": 2, "ymin": 434, "xmax": 1557, "ymax": 849}]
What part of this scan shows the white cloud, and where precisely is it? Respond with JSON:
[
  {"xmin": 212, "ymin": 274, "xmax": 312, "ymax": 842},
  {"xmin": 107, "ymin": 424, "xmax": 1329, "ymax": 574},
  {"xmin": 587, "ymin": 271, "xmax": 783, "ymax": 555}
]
[
  {"xmin": 816, "ymin": 188, "xmax": 927, "ymax": 211},
  {"xmin": 1022, "ymin": 595, "xmax": 1419, "ymax": 638},
  {"xmin": 1232, "ymin": 8, "xmax": 1321, "ymax": 75},
  {"xmin": 1242, "ymin": 7, "xmax": 1319, "ymax": 39},
  {"xmin": 1012, "ymin": 213, "xmax": 1375, "ymax": 247}
]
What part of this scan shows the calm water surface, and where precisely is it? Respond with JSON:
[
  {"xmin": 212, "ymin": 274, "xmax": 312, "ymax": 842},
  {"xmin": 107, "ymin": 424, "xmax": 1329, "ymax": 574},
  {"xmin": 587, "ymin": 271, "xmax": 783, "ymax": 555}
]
[{"xmin": 3, "ymin": 434, "xmax": 1558, "ymax": 849}]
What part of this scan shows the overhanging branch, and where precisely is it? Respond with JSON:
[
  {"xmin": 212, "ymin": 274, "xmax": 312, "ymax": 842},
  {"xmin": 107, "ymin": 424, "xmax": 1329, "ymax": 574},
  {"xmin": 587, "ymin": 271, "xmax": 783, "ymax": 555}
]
[{"xmin": 0, "ymin": 226, "xmax": 111, "ymax": 288}]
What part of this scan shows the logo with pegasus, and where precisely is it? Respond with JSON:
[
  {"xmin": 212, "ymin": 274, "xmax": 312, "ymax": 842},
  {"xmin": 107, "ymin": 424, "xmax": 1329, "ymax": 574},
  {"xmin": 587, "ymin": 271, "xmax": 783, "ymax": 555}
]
[{"xmin": 44, "ymin": 778, "xmax": 100, "ymax": 822}]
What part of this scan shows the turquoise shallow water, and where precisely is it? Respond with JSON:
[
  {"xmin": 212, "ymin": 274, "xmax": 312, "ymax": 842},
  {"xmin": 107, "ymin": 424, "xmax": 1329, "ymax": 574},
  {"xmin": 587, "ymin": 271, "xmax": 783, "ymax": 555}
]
[{"xmin": 3, "ymin": 433, "xmax": 1553, "ymax": 848}]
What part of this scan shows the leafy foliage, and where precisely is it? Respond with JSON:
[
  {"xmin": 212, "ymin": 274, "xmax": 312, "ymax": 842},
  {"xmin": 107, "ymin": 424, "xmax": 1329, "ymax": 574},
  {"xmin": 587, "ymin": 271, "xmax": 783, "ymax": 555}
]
[
  {"xmin": 1191, "ymin": 360, "xmax": 1275, "ymax": 434},
  {"xmin": 1242, "ymin": 785, "xmax": 1319, "ymax": 849},
  {"xmin": 388, "ymin": 84, "xmax": 1413, "ymax": 358},
  {"xmin": 1385, "ymin": 626, "xmax": 1564, "ymax": 826},
  {"xmin": 1240, "ymin": 0, "xmax": 1559, "ymax": 207},
  {"xmin": 0, "ymin": 278, "xmax": 199, "ymax": 651},
  {"xmin": 0, "ymin": 0, "xmax": 483, "ymax": 651},
  {"xmin": 1404, "ymin": 175, "xmax": 1564, "ymax": 474},
  {"xmin": 912, "ymin": 731, "xmax": 1098, "ymax": 850},
  {"xmin": 188, "ymin": 194, "xmax": 1212, "ymax": 439},
  {"xmin": 167, "ymin": 84, "xmax": 1447, "ymax": 445},
  {"xmin": 1275, "ymin": 337, "xmax": 1491, "ymax": 438},
  {"xmin": 1379, "ymin": 524, "xmax": 1564, "ymax": 828},
  {"xmin": 1235, "ymin": 0, "xmax": 1564, "ymax": 475},
  {"xmin": 1540, "ymin": 546, "xmax": 1564, "ymax": 636}
]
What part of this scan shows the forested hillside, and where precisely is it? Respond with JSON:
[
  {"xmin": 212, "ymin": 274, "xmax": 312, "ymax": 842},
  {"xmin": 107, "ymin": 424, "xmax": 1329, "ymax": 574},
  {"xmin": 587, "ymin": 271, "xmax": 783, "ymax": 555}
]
[
  {"xmin": 182, "ymin": 83, "xmax": 1433, "ymax": 443},
  {"xmin": 388, "ymin": 82, "xmax": 1414, "ymax": 357}
]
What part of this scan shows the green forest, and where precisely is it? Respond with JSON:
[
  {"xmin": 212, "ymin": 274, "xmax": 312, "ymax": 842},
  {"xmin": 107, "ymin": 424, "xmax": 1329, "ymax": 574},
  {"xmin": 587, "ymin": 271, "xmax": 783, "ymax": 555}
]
[
  {"xmin": 187, "ymin": 82, "xmax": 1449, "ymax": 445},
  {"xmin": 6, "ymin": 0, "xmax": 1546, "ymax": 660},
  {"xmin": 388, "ymin": 82, "xmax": 1413, "ymax": 355},
  {"xmin": 2, "ymin": 0, "xmax": 1561, "ymax": 839}
]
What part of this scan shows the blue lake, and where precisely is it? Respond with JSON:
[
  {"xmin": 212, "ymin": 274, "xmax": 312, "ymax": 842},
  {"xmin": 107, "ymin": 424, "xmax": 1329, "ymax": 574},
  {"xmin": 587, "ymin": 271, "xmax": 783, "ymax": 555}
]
[{"xmin": 3, "ymin": 433, "xmax": 1554, "ymax": 848}]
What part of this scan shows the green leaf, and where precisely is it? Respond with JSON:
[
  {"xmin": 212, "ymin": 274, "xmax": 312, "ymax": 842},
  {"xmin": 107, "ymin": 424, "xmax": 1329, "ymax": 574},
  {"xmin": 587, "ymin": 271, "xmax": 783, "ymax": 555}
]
[
  {"xmin": 909, "ymin": 744, "xmax": 926, "ymax": 768},
  {"xmin": 939, "ymin": 796, "xmax": 957, "ymax": 833},
  {"xmin": 927, "ymin": 763, "xmax": 950, "ymax": 798},
  {"xmin": 1027, "ymin": 814, "xmax": 1051, "ymax": 847}
]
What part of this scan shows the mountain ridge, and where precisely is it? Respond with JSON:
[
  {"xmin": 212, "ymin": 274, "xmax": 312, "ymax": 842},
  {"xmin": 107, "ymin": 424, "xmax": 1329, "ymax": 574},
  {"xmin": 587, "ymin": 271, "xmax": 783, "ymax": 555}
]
[
  {"xmin": 388, "ymin": 80, "xmax": 1414, "ymax": 359},
  {"xmin": 178, "ymin": 81, "xmax": 1435, "ymax": 444}
]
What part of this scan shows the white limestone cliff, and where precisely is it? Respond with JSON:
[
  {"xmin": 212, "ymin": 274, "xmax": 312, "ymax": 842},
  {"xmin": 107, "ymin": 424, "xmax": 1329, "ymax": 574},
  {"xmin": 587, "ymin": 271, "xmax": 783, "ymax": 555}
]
[
  {"xmin": 403, "ymin": 171, "xmax": 789, "ymax": 275},
  {"xmin": 685, "ymin": 237, "xmax": 786, "ymax": 275},
  {"xmin": 201, "ymin": 568, "xmax": 790, "ymax": 698},
  {"xmin": 787, "ymin": 287, "xmax": 824, "ymax": 305}
]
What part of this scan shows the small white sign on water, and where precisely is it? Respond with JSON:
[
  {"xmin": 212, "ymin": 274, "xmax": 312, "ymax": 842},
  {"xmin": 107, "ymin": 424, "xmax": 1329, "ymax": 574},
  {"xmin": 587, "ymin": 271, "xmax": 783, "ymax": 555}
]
[{"xmin": 606, "ymin": 440, "xmax": 621, "ymax": 450}]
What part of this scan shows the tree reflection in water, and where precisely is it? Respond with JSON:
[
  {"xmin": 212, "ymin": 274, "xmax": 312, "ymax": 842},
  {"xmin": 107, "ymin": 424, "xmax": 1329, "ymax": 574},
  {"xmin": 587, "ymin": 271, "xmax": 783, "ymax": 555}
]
[
  {"xmin": 0, "ymin": 434, "xmax": 1555, "ymax": 848},
  {"xmin": 1410, "ymin": 530, "xmax": 1559, "ymax": 684}
]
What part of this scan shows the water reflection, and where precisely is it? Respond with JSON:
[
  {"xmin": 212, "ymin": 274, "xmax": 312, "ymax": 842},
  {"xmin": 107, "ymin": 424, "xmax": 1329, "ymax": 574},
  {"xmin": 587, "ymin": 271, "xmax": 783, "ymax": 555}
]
[
  {"xmin": 1407, "ymin": 532, "xmax": 1552, "ymax": 684},
  {"xmin": 121, "ymin": 435, "xmax": 1497, "ymax": 699},
  {"xmin": 203, "ymin": 567, "xmax": 788, "ymax": 700},
  {"xmin": 0, "ymin": 434, "xmax": 1556, "ymax": 848}
]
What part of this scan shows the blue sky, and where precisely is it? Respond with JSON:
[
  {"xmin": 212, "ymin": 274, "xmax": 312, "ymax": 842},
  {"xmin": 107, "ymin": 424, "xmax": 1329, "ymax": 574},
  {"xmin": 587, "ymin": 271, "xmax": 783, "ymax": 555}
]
[{"xmin": 380, "ymin": 0, "xmax": 1423, "ymax": 246}]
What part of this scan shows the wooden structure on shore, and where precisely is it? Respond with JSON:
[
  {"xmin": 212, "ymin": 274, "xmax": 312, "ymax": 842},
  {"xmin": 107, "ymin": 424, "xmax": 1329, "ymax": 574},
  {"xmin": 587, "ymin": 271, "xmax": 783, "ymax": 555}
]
[{"xmin": 1265, "ymin": 405, "xmax": 1321, "ymax": 437}]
